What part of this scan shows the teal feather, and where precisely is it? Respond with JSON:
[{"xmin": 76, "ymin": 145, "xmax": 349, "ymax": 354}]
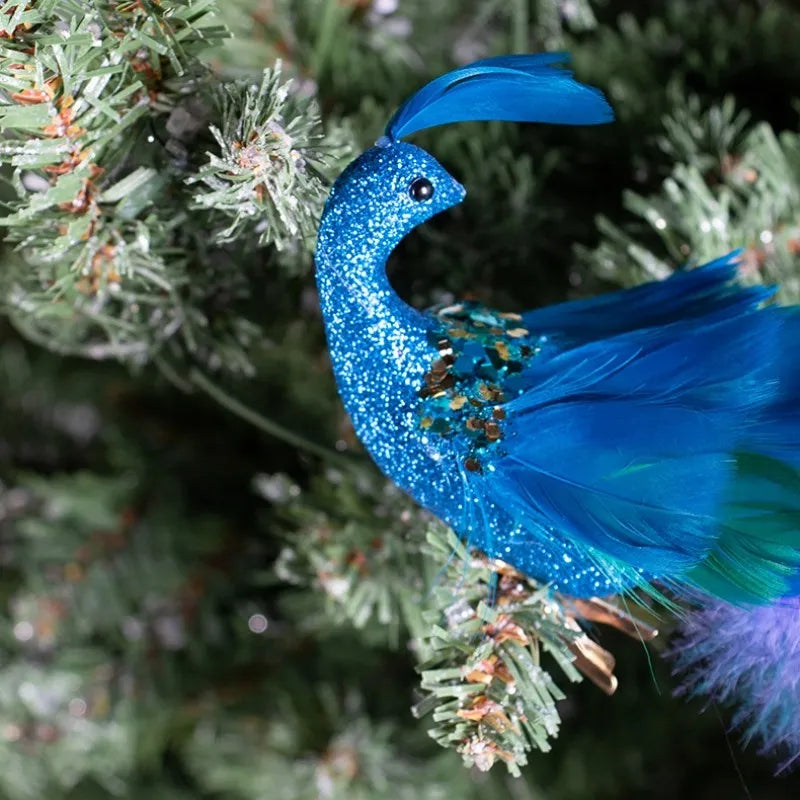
[{"xmin": 688, "ymin": 454, "xmax": 800, "ymax": 603}]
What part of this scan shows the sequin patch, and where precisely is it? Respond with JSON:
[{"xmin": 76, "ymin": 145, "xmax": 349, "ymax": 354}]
[{"xmin": 418, "ymin": 303, "xmax": 542, "ymax": 471}]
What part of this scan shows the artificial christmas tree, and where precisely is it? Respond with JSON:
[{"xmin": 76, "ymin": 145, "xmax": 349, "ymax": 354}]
[{"xmin": 2, "ymin": 1, "xmax": 800, "ymax": 797}]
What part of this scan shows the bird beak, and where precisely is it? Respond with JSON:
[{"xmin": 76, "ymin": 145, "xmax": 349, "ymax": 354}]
[{"xmin": 448, "ymin": 177, "xmax": 467, "ymax": 207}]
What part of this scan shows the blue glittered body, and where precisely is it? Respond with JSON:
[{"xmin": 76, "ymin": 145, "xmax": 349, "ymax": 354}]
[
  {"xmin": 316, "ymin": 142, "xmax": 631, "ymax": 596},
  {"xmin": 315, "ymin": 56, "xmax": 800, "ymax": 604}
]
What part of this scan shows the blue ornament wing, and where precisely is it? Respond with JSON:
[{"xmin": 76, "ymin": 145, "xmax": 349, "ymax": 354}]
[
  {"xmin": 472, "ymin": 305, "xmax": 800, "ymax": 600},
  {"xmin": 523, "ymin": 252, "xmax": 775, "ymax": 345}
]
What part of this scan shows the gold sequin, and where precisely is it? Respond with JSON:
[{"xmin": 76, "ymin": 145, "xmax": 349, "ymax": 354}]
[{"xmin": 418, "ymin": 301, "xmax": 539, "ymax": 468}]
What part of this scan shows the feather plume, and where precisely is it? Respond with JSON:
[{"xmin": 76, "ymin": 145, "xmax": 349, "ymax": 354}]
[
  {"xmin": 385, "ymin": 53, "xmax": 613, "ymax": 141},
  {"xmin": 671, "ymin": 596, "xmax": 800, "ymax": 771}
]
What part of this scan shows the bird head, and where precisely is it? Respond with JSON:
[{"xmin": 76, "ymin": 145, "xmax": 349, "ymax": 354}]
[
  {"xmin": 318, "ymin": 53, "xmax": 613, "ymax": 257},
  {"xmin": 322, "ymin": 140, "xmax": 466, "ymax": 248}
]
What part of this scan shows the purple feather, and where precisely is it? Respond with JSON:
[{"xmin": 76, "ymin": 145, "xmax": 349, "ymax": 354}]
[{"xmin": 670, "ymin": 596, "xmax": 800, "ymax": 771}]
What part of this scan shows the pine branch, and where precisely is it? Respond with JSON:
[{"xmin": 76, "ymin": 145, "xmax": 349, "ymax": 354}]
[
  {"xmin": 0, "ymin": 461, "xmax": 274, "ymax": 798},
  {"xmin": 266, "ymin": 468, "xmax": 431, "ymax": 647},
  {"xmin": 0, "ymin": 2, "xmax": 226, "ymax": 361},
  {"xmin": 0, "ymin": 471, "xmax": 205, "ymax": 796},
  {"xmin": 182, "ymin": 689, "xmax": 483, "ymax": 800},
  {"xmin": 187, "ymin": 64, "xmax": 352, "ymax": 253},
  {"xmin": 266, "ymin": 466, "xmax": 659, "ymax": 777},
  {"xmin": 579, "ymin": 94, "xmax": 800, "ymax": 302},
  {"xmin": 412, "ymin": 527, "xmax": 658, "ymax": 776},
  {"xmin": 534, "ymin": 0, "xmax": 597, "ymax": 48},
  {"xmin": 0, "ymin": 2, "xmax": 353, "ymax": 377}
]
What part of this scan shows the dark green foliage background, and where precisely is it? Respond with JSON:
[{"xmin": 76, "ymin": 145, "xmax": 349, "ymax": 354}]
[{"xmin": 2, "ymin": 0, "xmax": 800, "ymax": 797}]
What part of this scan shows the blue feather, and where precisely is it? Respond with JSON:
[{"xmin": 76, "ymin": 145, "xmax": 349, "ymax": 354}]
[
  {"xmin": 385, "ymin": 53, "xmax": 613, "ymax": 141},
  {"xmin": 523, "ymin": 252, "xmax": 776, "ymax": 344},
  {"xmin": 469, "ymin": 270, "xmax": 800, "ymax": 601}
]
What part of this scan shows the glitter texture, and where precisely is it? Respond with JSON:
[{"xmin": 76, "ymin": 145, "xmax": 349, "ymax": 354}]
[
  {"xmin": 418, "ymin": 303, "xmax": 539, "ymax": 471},
  {"xmin": 315, "ymin": 141, "xmax": 622, "ymax": 596}
]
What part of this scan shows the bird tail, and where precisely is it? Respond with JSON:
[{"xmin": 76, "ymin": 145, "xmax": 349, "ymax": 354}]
[
  {"xmin": 523, "ymin": 251, "xmax": 775, "ymax": 343},
  {"xmin": 687, "ymin": 336, "xmax": 800, "ymax": 603},
  {"xmin": 671, "ymin": 595, "xmax": 800, "ymax": 771},
  {"xmin": 684, "ymin": 264, "xmax": 800, "ymax": 602},
  {"xmin": 494, "ymin": 255, "xmax": 800, "ymax": 604}
]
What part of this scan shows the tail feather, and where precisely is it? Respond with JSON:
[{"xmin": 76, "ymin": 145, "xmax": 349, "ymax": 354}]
[
  {"xmin": 523, "ymin": 253, "xmax": 775, "ymax": 345},
  {"xmin": 689, "ymin": 351, "xmax": 800, "ymax": 604},
  {"xmin": 658, "ymin": 303, "xmax": 800, "ymax": 603},
  {"xmin": 483, "ymin": 256, "xmax": 800, "ymax": 603},
  {"xmin": 671, "ymin": 595, "xmax": 800, "ymax": 770}
]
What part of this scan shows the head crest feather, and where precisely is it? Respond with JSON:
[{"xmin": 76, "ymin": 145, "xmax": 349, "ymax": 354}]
[{"xmin": 385, "ymin": 53, "xmax": 613, "ymax": 141}]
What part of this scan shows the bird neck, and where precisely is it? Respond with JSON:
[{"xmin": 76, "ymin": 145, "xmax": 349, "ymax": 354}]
[
  {"xmin": 314, "ymin": 216, "xmax": 435, "ymax": 455},
  {"xmin": 314, "ymin": 216, "xmax": 432, "ymax": 361}
]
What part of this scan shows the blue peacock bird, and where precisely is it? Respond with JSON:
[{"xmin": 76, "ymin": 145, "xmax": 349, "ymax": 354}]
[{"xmin": 314, "ymin": 54, "xmax": 800, "ymax": 604}]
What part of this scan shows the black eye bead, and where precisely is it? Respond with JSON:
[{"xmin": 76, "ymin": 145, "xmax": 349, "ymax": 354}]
[{"xmin": 409, "ymin": 177, "xmax": 435, "ymax": 202}]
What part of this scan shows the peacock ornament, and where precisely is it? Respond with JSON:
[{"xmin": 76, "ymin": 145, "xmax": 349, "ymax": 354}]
[{"xmin": 314, "ymin": 54, "xmax": 800, "ymax": 607}]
